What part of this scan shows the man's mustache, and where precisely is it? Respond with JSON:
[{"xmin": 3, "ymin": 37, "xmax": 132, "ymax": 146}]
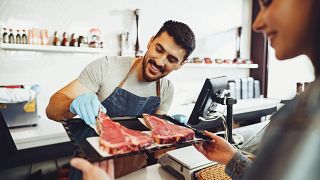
[{"xmin": 148, "ymin": 59, "xmax": 164, "ymax": 72}]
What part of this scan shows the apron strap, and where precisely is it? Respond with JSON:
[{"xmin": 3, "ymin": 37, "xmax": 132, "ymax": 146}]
[
  {"xmin": 118, "ymin": 58, "xmax": 161, "ymax": 97},
  {"xmin": 118, "ymin": 58, "xmax": 141, "ymax": 88},
  {"xmin": 156, "ymin": 80, "xmax": 160, "ymax": 97}
]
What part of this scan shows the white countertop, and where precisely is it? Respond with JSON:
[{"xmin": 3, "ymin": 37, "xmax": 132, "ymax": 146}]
[
  {"xmin": 169, "ymin": 98, "xmax": 281, "ymax": 117},
  {"xmin": 232, "ymin": 98, "xmax": 281, "ymax": 114},
  {"xmin": 9, "ymin": 116, "xmax": 70, "ymax": 150}
]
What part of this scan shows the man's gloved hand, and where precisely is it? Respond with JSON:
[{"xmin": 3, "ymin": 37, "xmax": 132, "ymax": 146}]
[
  {"xmin": 70, "ymin": 92, "xmax": 106, "ymax": 125},
  {"xmin": 172, "ymin": 114, "xmax": 188, "ymax": 125}
]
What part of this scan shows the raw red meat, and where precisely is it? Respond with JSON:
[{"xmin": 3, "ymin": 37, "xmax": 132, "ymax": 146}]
[
  {"xmin": 143, "ymin": 114, "xmax": 195, "ymax": 144},
  {"xmin": 96, "ymin": 111, "xmax": 153, "ymax": 155}
]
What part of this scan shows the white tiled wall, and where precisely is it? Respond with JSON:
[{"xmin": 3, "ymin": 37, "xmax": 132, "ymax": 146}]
[{"xmin": 0, "ymin": 0, "xmax": 252, "ymax": 117}]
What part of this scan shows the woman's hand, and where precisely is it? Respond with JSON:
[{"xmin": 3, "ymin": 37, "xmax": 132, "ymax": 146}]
[
  {"xmin": 70, "ymin": 158, "xmax": 114, "ymax": 180},
  {"xmin": 194, "ymin": 131, "xmax": 237, "ymax": 165}
]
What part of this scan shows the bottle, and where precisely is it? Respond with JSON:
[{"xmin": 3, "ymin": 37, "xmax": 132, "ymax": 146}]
[
  {"xmin": 241, "ymin": 78, "xmax": 249, "ymax": 99},
  {"xmin": 31, "ymin": 28, "xmax": 38, "ymax": 45},
  {"xmin": 78, "ymin": 35, "xmax": 84, "ymax": 47},
  {"xmin": 16, "ymin": 30, "xmax": 21, "ymax": 44},
  {"xmin": 235, "ymin": 78, "xmax": 242, "ymax": 100},
  {"xmin": 83, "ymin": 37, "xmax": 88, "ymax": 47},
  {"xmin": 228, "ymin": 81, "xmax": 236, "ymax": 99},
  {"xmin": 296, "ymin": 82, "xmax": 303, "ymax": 95},
  {"xmin": 22, "ymin": 29, "xmax": 28, "ymax": 44},
  {"xmin": 8, "ymin": 29, "xmax": 15, "ymax": 43},
  {"xmin": 53, "ymin": 31, "xmax": 60, "ymax": 46},
  {"xmin": 74, "ymin": 37, "xmax": 78, "ymax": 47},
  {"xmin": 69, "ymin": 33, "xmax": 76, "ymax": 47},
  {"xmin": 253, "ymin": 80, "xmax": 261, "ymax": 98},
  {"xmin": 41, "ymin": 29, "xmax": 49, "ymax": 45},
  {"xmin": 247, "ymin": 77, "xmax": 254, "ymax": 99},
  {"xmin": 89, "ymin": 34, "xmax": 98, "ymax": 48},
  {"xmin": 2, "ymin": 28, "xmax": 8, "ymax": 43},
  {"xmin": 61, "ymin": 32, "xmax": 68, "ymax": 46}
]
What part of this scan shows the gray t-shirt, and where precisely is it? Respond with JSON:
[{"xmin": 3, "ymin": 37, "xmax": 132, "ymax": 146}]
[{"xmin": 77, "ymin": 56, "xmax": 174, "ymax": 114}]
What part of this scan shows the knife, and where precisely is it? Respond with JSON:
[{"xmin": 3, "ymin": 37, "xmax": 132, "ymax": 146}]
[{"xmin": 159, "ymin": 114, "xmax": 212, "ymax": 141}]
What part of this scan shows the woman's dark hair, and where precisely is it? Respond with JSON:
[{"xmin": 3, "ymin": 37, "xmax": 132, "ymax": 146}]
[
  {"xmin": 154, "ymin": 20, "xmax": 196, "ymax": 60},
  {"xmin": 311, "ymin": 0, "xmax": 320, "ymax": 77}
]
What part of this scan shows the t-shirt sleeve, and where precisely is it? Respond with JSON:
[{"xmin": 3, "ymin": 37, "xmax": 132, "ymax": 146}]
[
  {"xmin": 77, "ymin": 57, "xmax": 107, "ymax": 92},
  {"xmin": 157, "ymin": 79, "xmax": 174, "ymax": 114}
]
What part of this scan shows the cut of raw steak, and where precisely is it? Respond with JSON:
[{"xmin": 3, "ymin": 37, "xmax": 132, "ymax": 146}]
[
  {"xmin": 96, "ymin": 111, "xmax": 153, "ymax": 155},
  {"xmin": 143, "ymin": 114, "xmax": 195, "ymax": 144}
]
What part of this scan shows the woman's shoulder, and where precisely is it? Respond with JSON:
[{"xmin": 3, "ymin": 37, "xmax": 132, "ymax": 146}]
[
  {"xmin": 300, "ymin": 78, "xmax": 320, "ymax": 113},
  {"xmin": 270, "ymin": 78, "xmax": 320, "ymax": 129}
]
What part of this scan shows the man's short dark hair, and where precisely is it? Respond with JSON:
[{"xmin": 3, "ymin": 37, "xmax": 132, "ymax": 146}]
[{"xmin": 154, "ymin": 20, "xmax": 196, "ymax": 60}]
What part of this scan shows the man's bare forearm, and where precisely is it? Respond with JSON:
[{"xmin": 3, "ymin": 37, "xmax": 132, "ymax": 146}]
[{"xmin": 46, "ymin": 92, "xmax": 76, "ymax": 121}]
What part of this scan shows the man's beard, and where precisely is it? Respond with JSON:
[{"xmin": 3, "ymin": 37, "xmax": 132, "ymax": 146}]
[{"xmin": 142, "ymin": 56, "xmax": 165, "ymax": 82}]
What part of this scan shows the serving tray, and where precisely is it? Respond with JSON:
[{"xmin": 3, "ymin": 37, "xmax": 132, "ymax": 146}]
[{"xmin": 62, "ymin": 116, "xmax": 209, "ymax": 163}]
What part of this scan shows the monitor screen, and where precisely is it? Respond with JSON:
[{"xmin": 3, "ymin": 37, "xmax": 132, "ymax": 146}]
[{"xmin": 188, "ymin": 76, "xmax": 229, "ymax": 125}]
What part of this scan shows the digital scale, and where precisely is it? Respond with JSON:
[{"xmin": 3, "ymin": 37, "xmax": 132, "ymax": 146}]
[{"xmin": 158, "ymin": 146, "xmax": 216, "ymax": 180}]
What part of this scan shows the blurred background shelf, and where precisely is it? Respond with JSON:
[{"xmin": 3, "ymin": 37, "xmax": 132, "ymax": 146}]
[
  {"xmin": 184, "ymin": 63, "xmax": 258, "ymax": 69},
  {"xmin": 0, "ymin": 43, "xmax": 108, "ymax": 54}
]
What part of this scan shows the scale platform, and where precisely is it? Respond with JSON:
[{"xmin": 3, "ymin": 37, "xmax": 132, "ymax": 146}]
[{"xmin": 159, "ymin": 146, "xmax": 216, "ymax": 180}]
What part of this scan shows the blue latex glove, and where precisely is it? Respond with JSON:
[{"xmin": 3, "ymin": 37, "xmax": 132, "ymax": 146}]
[
  {"xmin": 172, "ymin": 114, "xmax": 188, "ymax": 125},
  {"xmin": 31, "ymin": 85, "xmax": 40, "ymax": 93},
  {"xmin": 70, "ymin": 92, "xmax": 106, "ymax": 125}
]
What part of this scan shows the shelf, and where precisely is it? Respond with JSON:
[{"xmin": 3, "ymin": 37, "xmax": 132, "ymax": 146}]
[
  {"xmin": 183, "ymin": 63, "xmax": 258, "ymax": 69},
  {"xmin": 0, "ymin": 43, "xmax": 108, "ymax": 54}
]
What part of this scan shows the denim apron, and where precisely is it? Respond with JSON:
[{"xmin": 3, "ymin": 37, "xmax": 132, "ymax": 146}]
[
  {"xmin": 70, "ymin": 58, "xmax": 161, "ymax": 179},
  {"xmin": 101, "ymin": 58, "xmax": 161, "ymax": 116}
]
